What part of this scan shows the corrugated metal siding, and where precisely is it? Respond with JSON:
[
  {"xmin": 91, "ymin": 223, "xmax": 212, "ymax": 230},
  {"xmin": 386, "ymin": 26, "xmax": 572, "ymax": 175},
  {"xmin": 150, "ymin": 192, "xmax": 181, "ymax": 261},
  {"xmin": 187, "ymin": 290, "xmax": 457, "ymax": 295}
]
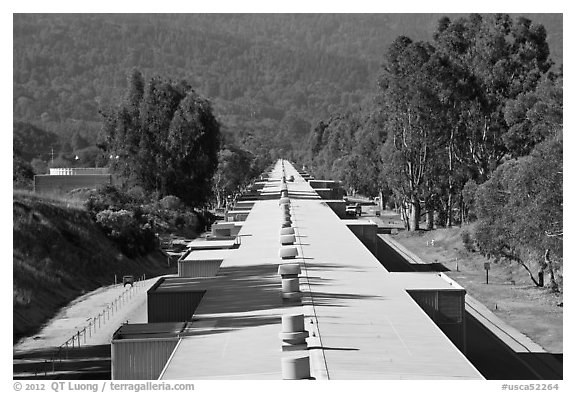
[
  {"xmin": 148, "ymin": 291, "xmax": 205, "ymax": 323},
  {"xmin": 438, "ymin": 291, "xmax": 464, "ymax": 323},
  {"xmin": 178, "ymin": 259, "xmax": 222, "ymax": 278},
  {"xmin": 408, "ymin": 290, "xmax": 466, "ymax": 353},
  {"xmin": 111, "ymin": 338, "xmax": 179, "ymax": 380},
  {"xmin": 409, "ymin": 291, "xmax": 437, "ymax": 319}
]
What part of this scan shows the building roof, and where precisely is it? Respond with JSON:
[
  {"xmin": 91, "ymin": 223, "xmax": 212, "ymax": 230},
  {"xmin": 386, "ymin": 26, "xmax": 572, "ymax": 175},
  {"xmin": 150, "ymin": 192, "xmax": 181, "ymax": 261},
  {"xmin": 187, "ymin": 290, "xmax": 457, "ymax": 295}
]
[{"xmin": 158, "ymin": 160, "xmax": 483, "ymax": 380}]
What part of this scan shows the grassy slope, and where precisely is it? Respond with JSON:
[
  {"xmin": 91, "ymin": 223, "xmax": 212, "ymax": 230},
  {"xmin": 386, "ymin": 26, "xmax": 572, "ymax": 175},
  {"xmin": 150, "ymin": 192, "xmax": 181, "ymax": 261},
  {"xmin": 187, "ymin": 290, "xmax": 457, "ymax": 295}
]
[
  {"xmin": 394, "ymin": 226, "xmax": 563, "ymax": 353},
  {"xmin": 13, "ymin": 191, "xmax": 175, "ymax": 342}
]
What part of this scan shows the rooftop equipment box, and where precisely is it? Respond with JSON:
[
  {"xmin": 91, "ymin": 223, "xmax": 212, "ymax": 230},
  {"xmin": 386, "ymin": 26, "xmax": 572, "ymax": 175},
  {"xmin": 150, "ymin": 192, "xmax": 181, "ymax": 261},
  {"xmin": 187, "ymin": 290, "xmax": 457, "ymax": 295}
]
[
  {"xmin": 178, "ymin": 249, "xmax": 232, "ymax": 278},
  {"xmin": 147, "ymin": 277, "xmax": 205, "ymax": 323},
  {"xmin": 178, "ymin": 258, "xmax": 223, "ymax": 278},
  {"xmin": 188, "ymin": 237, "xmax": 239, "ymax": 250},
  {"xmin": 234, "ymin": 201, "xmax": 255, "ymax": 210},
  {"xmin": 226, "ymin": 210, "xmax": 250, "ymax": 222},
  {"xmin": 111, "ymin": 322, "xmax": 188, "ymax": 380},
  {"xmin": 209, "ymin": 222, "xmax": 241, "ymax": 239}
]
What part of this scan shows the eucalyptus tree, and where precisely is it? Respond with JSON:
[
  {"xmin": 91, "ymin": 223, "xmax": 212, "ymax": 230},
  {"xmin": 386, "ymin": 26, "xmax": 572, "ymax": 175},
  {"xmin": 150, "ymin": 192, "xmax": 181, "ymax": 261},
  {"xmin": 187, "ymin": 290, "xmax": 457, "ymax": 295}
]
[
  {"xmin": 378, "ymin": 37, "xmax": 444, "ymax": 231},
  {"xmin": 432, "ymin": 14, "xmax": 552, "ymax": 180},
  {"xmin": 213, "ymin": 146, "xmax": 256, "ymax": 208},
  {"xmin": 101, "ymin": 69, "xmax": 221, "ymax": 207},
  {"xmin": 503, "ymin": 72, "xmax": 563, "ymax": 158},
  {"xmin": 475, "ymin": 132, "xmax": 562, "ymax": 290}
]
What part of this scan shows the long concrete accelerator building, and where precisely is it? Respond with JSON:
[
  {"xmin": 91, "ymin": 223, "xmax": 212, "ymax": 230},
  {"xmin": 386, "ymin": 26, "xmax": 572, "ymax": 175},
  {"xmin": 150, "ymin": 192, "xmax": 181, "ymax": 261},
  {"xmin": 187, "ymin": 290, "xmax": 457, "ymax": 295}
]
[{"xmin": 112, "ymin": 160, "xmax": 484, "ymax": 380}]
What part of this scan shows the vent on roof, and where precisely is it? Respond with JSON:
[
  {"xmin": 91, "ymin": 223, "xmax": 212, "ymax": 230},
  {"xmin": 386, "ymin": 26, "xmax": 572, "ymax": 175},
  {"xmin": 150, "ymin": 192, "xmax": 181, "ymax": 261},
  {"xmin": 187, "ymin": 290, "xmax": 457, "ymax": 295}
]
[
  {"xmin": 279, "ymin": 246, "xmax": 298, "ymax": 259},
  {"xmin": 280, "ymin": 234, "xmax": 296, "ymax": 245},
  {"xmin": 281, "ymin": 356, "xmax": 310, "ymax": 380},
  {"xmin": 278, "ymin": 263, "xmax": 301, "ymax": 278},
  {"xmin": 279, "ymin": 314, "xmax": 309, "ymax": 350},
  {"xmin": 281, "ymin": 278, "xmax": 301, "ymax": 301},
  {"xmin": 280, "ymin": 227, "xmax": 295, "ymax": 236}
]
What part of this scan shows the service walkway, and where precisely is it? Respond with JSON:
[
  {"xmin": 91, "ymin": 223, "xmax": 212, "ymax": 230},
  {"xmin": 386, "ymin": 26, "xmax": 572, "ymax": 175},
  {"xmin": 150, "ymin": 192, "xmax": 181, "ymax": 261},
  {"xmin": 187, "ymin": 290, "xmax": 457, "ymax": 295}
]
[{"xmin": 159, "ymin": 160, "xmax": 483, "ymax": 380}]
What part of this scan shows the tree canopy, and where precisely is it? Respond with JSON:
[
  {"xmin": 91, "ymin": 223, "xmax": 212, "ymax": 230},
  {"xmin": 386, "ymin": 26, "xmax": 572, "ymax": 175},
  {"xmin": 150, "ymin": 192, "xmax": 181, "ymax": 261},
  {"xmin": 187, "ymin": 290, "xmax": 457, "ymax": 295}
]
[{"xmin": 101, "ymin": 69, "xmax": 221, "ymax": 207}]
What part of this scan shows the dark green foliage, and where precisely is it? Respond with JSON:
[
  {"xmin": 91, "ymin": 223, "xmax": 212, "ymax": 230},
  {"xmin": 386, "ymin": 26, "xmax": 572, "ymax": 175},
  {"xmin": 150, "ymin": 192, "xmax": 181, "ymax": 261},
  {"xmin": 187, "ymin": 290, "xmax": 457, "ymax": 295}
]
[
  {"xmin": 214, "ymin": 145, "xmax": 258, "ymax": 207},
  {"xmin": 13, "ymin": 14, "xmax": 562, "ymax": 168},
  {"xmin": 84, "ymin": 185, "xmax": 137, "ymax": 218},
  {"xmin": 84, "ymin": 185, "xmax": 212, "ymax": 256},
  {"xmin": 306, "ymin": 107, "xmax": 389, "ymax": 199},
  {"xmin": 101, "ymin": 70, "xmax": 221, "ymax": 207},
  {"xmin": 461, "ymin": 229, "xmax": 475, "ymax": 252},
  {"xmin": 13, "ymin": 152, "xmax": 35, "ymax": 190},
  {"xmin": 95, "ymin": 209, "xmax": 157, "ymax": 257},
  {"xmin": 308, "ymin": 14, "xmax": 560, "ymax": 235},
  {"xmin": 13, "ymin": 121, "xmax": 60, "ymax": 161},
  {"xmin": 71, "ymin": 130, "xmax": 89, "ymax": 150},
  {"xmin": 432, "ymin": 14, "xmax": 553, "ymax": 179},
  {"xmin": 74, "ymin": 145, "xmax": 105, "ymax": 167},
  {"xmin": 475, "ymin": 133, "xmax": 562, "ymax": 283},
  {"xmin": 461, "ymin": 179, "xmax": 479, "ymax": 222},
  {"xmin": 377, "ymin": 37, "xmax": 445, "ymax": 230},
  {"xmin": 13, "ymin": 190, "xmax": 175, "ymax": 341},
  {"xmin": 504, "ymin": 74, "xmax": 563, "ymax": 157},
  {"xmin": 30, "ymin": 158, "xmax": 48, "ymax": 175}
]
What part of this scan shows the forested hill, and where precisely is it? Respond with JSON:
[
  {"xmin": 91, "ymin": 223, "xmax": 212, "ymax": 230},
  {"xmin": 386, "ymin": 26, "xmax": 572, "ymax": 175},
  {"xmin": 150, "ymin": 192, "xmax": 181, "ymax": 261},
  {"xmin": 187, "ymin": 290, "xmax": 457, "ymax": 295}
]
[{"xmin": 13, "ymin": 13, "xmax": 562, "ymax": 159}]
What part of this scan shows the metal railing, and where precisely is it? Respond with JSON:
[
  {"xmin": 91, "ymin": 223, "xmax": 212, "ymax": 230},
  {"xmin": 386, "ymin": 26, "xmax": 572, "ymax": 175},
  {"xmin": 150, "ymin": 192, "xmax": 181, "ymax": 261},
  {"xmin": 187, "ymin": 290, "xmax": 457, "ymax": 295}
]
[{"xmin": 28, "ymin": 276, "xmax": 146, "ymax": 378}]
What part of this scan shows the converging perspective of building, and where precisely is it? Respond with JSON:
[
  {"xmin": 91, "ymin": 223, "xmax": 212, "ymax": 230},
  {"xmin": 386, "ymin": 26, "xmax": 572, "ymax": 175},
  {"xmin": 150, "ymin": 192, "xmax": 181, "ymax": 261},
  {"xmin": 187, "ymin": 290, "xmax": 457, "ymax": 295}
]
[
  {"xmin": 13, "ymin": 13, "xmax": 564, "ymax": 385},
  {"xmin": 106, "ymin": 160, "xmax": 559, "ymax": 380}
]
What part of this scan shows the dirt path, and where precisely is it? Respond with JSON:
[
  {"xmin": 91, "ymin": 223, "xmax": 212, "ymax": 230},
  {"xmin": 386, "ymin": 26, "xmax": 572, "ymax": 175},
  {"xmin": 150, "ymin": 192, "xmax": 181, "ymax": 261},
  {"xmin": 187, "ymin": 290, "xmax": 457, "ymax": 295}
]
[{"xmin": 14, "ymin": 276, "xmax": 169, "ymax": 354}]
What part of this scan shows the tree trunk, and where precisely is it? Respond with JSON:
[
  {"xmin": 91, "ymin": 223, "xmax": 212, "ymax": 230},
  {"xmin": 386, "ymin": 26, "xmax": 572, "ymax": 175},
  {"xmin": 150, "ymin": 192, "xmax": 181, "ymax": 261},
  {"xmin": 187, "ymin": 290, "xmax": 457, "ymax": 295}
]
[
  {"xmin": 545, "ymin": 249, "xmax": 559, "ymax": 292},
  {"xmin": 460, "ymin": 194, "xmax": 466, "ymax": 225},
  {"xmin": 424, "ymin": 196, "xmax": 433, "ymax": 230},
  {"xmin": 504, "ymin": 250, "xmax": 541, "ymax": 287},
  {"xmin": 401, "ymin": 201, "xmax": 410, "ymax": 231},
  {"xmin": 409, "ymin": 195, "xmax": 420, "ymax": 231},
  {"xmin": 426, "ymin": 208, "xmax": 434, "ymax": 230},
  {"xmin": 446, "ymin": 192, "xmax": 453, "ymax": 227},
  {"xmin": 378, "ymin": 190, "xmax": 385, "ymax": 210}
]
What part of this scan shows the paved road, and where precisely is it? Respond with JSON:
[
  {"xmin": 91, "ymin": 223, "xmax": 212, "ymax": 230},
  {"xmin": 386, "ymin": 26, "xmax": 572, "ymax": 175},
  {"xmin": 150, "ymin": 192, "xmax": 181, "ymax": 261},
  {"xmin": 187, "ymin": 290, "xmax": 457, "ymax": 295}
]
[{"xmin": 14, "ymin": 276, "xmax": 165, "ymax": 353}]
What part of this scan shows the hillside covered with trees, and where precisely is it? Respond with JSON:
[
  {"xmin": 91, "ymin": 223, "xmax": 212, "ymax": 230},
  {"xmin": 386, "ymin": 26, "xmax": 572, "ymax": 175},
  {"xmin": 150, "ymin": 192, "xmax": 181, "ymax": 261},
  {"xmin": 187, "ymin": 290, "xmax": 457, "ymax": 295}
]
[
  {"xmin": 13, "ymin": 13, "xmax": 562, "ymax": 169},
  {"xmin": 307, "ymin": 14, "xmax": 562, "ymax": 292}
]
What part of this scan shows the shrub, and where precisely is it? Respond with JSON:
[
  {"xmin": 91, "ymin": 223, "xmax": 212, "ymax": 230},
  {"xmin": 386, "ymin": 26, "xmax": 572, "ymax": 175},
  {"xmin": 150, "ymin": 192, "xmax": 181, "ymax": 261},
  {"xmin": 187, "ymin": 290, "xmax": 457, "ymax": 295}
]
[
  {"xmin": 95, "ymin": 209, "xmax": 157, "ymax": 257},
  {"xmin": 96, "ymin": 209, "xmax": 136, "ymax": 237},
  {"xmin": 160, "ymin": 195, "xmax": 183, "ymax": 210},
  {"xmin": 84, "ymin": 185, "xmax": 134, "ymax": 217},
  {"xmin": 461, "ymin": 229, "xmax": 475, "ymax": 252}
]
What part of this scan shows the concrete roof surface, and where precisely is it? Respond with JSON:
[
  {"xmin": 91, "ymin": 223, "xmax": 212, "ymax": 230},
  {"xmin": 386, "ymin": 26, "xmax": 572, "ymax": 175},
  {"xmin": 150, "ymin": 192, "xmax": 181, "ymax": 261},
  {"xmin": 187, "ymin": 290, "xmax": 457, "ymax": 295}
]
[{"xmin": 159, "ymin": 160, "xmax": 483, "ymax": 380}]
